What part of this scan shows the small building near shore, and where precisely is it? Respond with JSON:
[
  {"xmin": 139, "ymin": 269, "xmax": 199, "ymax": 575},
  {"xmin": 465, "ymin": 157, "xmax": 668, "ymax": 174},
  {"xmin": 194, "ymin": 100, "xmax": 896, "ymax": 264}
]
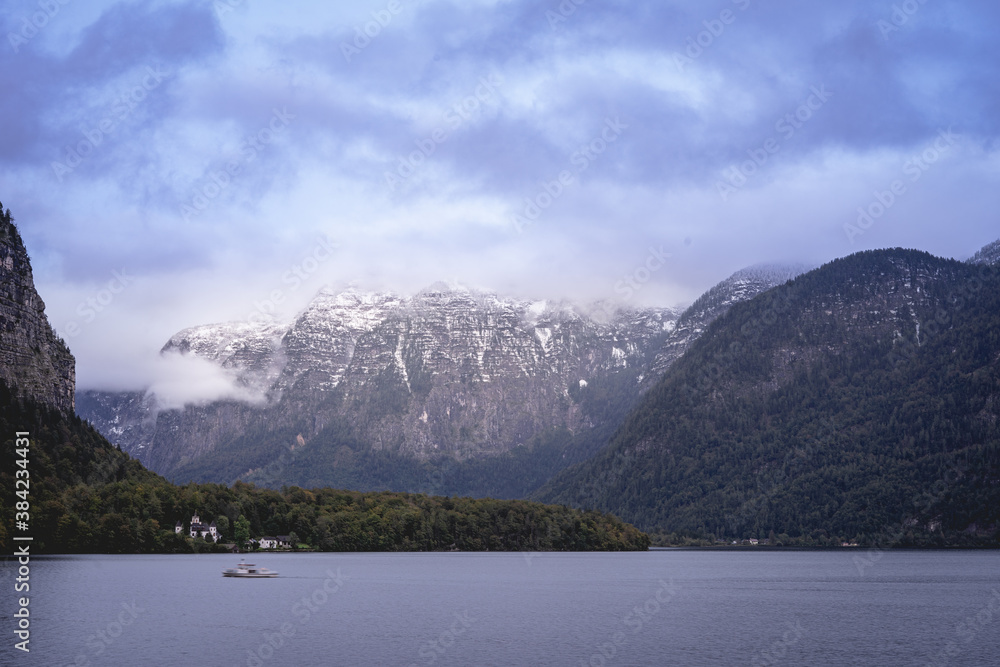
[{"xmin": 177, "ymin": 512, "xmax": 220, "ymax": 542}]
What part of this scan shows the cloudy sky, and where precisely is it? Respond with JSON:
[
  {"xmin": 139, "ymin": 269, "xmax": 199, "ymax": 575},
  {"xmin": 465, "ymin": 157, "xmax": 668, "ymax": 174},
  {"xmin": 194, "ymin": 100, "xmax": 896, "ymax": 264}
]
[{"xmin": 2, "ymin": 0, "xmax": 998, "ymax": 392}]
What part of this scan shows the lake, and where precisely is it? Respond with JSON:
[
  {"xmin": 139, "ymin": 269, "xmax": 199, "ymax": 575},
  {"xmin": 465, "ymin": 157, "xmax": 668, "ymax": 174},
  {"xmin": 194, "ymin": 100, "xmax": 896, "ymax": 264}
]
[{"xmin": 2, "ymin": 549, "xmax": 998, "ymax": 666}]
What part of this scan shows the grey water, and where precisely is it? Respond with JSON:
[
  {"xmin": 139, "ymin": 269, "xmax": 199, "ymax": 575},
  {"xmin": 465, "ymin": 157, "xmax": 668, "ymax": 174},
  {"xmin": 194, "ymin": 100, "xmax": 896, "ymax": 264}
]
[{"xmin": 2, "ymin": 550, "xmax": 998, "ymax": 666}]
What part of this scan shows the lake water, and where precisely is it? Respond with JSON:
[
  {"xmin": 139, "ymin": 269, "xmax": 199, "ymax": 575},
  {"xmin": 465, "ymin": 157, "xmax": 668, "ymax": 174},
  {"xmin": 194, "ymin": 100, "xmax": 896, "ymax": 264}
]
[{"xmin": 2, "ymin": 549, "xmax": 998, "ymax": 666}]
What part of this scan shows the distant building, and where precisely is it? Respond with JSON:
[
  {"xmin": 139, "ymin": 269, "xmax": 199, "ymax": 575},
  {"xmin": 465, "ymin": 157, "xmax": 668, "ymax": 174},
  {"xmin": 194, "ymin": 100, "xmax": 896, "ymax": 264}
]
[
  {"xmin": 276, "ymin": 535, "xmax": 292, "ymax": 548},
  {"xmin": 178, "ymin": 512, "xmax": 220, "ymax": 542},
  {"xmin": 259, "ymin": 536, "xmax": 278, "ymax": 550}
]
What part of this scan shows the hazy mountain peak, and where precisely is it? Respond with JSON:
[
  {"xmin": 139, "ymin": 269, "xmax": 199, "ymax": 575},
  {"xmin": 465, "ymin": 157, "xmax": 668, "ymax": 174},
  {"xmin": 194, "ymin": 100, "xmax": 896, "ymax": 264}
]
[
  {"xmin": 418, "ymin": 280, "xmax": 473, "ymax": 295},
  {"xmin": 162, "ymin": 320, "xmax": 286, "ymax": 356},
  {"xmin": 727, "ymin": 262, "xmax": 815, "ymax": 285},
  {"xmin": 968, "ymin": 239, "xmax": 1000, "ymax": 266},
  {"xmin": 313, "ymin": 285, "xmax": 400, "ymax": 304},
  {"xmin": 647, "ymin": 261, "xmax": 813, "ymax": 377}
]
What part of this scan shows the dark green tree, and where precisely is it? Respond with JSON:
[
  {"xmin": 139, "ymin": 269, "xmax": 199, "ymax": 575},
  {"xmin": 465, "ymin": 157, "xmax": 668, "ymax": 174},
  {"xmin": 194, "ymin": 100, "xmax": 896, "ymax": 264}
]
[
  {"xmin": 214, "ymin": 515, "xmax": 230, "ymax": 541},
  {"xmin": 233, "ymin": 515, "xmax": 251, "ymax": 549}
]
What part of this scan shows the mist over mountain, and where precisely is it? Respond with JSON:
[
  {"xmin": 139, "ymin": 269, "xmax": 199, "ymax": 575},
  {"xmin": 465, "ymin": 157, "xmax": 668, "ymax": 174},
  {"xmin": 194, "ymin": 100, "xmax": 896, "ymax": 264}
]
[
  {"xmin": 76, "ymin": 254, "xmax": 817, "ymax": 498},
  {"xmin": 78, "ymin": 285, "xmax": 675, "ymax": 491}
]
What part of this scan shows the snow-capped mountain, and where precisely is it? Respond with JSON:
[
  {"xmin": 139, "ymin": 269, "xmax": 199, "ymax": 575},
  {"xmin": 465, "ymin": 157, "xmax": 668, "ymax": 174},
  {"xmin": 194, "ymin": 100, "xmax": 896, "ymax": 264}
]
[
  {"xmin": 79, "ymin": 284, "xmax": 681, "ymax": 484},
  {"xmin": 77, "ymin": 262, "xmax": 818, "ymax": 495}
]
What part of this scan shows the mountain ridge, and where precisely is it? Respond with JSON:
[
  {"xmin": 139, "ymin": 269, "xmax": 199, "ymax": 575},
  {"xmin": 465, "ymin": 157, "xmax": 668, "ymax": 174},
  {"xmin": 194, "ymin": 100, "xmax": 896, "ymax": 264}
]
[
  {"xmin": 535, "ymin": 247, "xmax": 1000, "ymax": 546},
  {"xmin": 78, "ymin": 263, "xmax": 807, "ymax": 495},
  {"xmin": 647, "ymin": 262, "xmax": 812, "ymax": 378},
  {"xmin": 968, "ymin": 238, "xmax": 1000, "ymax": 266},
  {"xmin": 80, "ymin": 284, "xmax": 680, "ymax": 489}
]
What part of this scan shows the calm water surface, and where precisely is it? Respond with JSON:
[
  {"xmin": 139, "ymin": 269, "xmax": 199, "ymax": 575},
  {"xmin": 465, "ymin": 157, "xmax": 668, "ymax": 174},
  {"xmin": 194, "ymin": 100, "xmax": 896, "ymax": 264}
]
[{"xmin": 2, "ymin": 550, "xmax": 998, "ymax": 666}]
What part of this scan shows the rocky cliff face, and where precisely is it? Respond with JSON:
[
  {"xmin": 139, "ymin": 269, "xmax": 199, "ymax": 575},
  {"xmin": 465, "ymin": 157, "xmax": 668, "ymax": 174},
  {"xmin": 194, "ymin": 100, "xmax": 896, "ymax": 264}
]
[
  {"xmin": 78, "ymin": 263, "xmax": 817, "ymax": 488},
  {"xmin": 0, "ymin": 207, "xmax": 75, "ymax": 413},
  {"xmin": 79, "ymin": 284, "xmax": 681, "ymax": 479}
]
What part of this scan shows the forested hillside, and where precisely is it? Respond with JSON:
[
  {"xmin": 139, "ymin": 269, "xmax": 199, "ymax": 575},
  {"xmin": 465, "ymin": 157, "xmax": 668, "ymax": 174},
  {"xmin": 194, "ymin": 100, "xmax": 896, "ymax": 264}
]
[
  {"xmin": 538, "ymin": 249, "xmax": 1000, "ymax": 547},
  {"xmin": 1, "ymin": 379, "xmax": 648, "ymax": 553}
]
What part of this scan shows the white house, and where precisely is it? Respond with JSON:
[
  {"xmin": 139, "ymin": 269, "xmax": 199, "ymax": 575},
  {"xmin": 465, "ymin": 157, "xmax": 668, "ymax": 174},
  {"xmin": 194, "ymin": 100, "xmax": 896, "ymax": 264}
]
[
  {"xmin": 259, "ymin": 536, "xmax": 278, "ymax": 550},
  {"xmin": 180, "ymin": 512, "xmax": 220, "ymax": 542}
]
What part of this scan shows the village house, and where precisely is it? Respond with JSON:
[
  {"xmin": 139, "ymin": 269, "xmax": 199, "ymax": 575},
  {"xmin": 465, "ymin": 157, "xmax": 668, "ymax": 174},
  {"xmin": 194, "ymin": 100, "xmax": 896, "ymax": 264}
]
[{"xmin": 175, "ymin": 512, "xmax": 220, "ymax": 542}]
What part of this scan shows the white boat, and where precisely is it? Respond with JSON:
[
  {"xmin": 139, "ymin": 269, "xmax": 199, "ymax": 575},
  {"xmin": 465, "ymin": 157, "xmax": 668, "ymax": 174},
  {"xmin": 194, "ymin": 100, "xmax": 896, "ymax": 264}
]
[{"xmin": 222, "ymin": 559, "xmax": 279, "ymax": 578}]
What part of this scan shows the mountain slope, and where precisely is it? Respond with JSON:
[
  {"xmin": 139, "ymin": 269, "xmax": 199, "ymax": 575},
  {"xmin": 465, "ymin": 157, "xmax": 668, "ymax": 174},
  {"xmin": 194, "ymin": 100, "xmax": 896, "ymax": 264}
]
[
  {"xmin": 648, "ymin": 263, "xmax": 810, "ymax": 377},
  {"xmin": 537, "ymin": 249, "xmax": 1000, "ymax": 546}
]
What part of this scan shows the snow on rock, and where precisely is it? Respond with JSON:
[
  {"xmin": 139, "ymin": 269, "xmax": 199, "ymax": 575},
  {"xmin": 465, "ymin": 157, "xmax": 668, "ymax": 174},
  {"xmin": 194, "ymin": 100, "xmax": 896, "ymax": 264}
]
[{"xmin": 80, "ymin": 282, "xmax": 683, "ymax": 465}]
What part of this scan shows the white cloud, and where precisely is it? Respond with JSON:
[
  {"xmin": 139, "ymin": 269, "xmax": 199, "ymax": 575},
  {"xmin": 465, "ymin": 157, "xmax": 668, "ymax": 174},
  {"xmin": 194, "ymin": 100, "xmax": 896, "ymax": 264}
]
[
  {"xmin": 4, "ymin": 0, "xmax": 999, "ymax": 395},
  {"xmin": 144, "ymin": 351, "xmax": 268, "ymax": 411}
]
